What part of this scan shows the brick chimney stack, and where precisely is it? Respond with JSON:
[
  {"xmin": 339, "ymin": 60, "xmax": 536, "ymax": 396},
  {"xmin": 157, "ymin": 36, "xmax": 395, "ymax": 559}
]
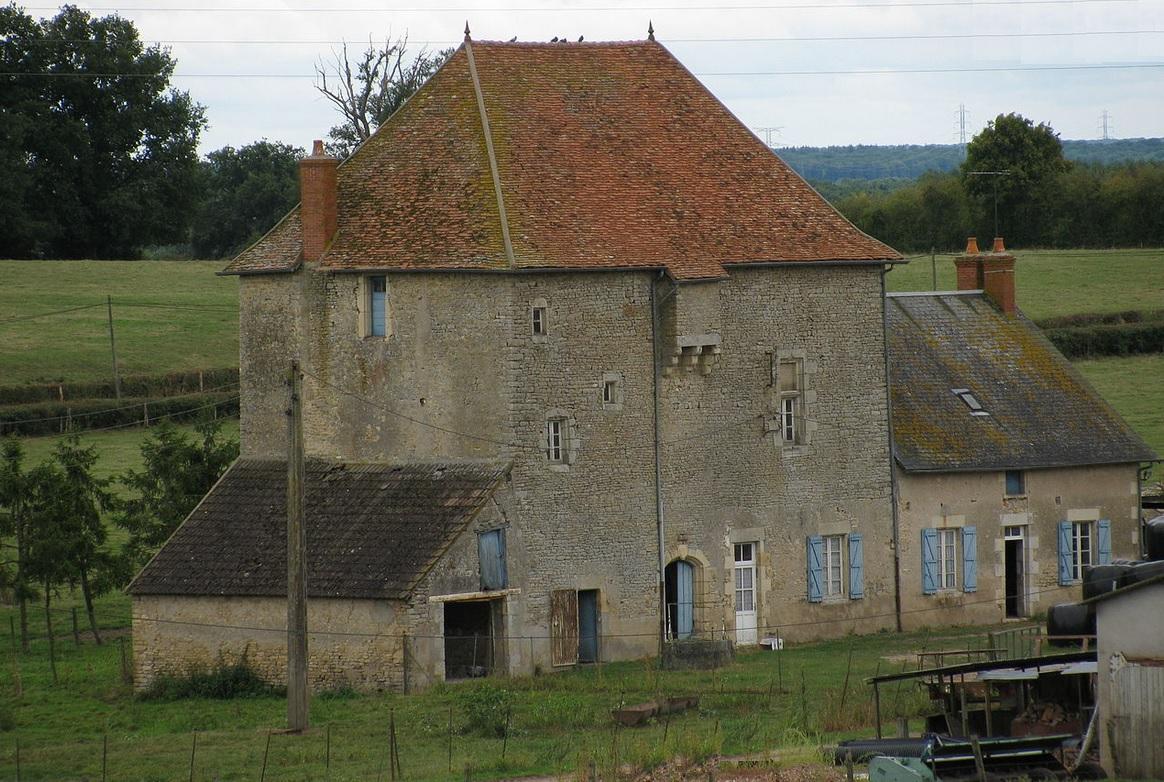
[
  {"xmin": 953, "ymin": 236, "xmax": 1016, "ymax": 315},
  {"xmin": 299, "ymin": 139, "xmax": 338, "ymax": 262}
]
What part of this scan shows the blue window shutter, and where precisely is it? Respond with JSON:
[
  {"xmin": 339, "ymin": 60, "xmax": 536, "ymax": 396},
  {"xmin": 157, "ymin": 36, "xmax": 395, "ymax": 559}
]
[
  {"xmin": 1058, "ymin": 521, "xmax": 1073, "ymax": 585},
  {"xmin": 921, "ymin": 528, "xmax": 938, "ymax": 595},
  {"xmin": 1097, "ymin": 520, "xmax": 1112, "ymax": 565},
  {"xmin": 848, "ymin": 533, "xmax": 865, "ymax": 599},
  {"xmin": 478, "ymin": 529, "xmax": 507, "ymax": 590},
  {"xmin": 806, "ymin": 536, "xmax": 823, "ymax": 603},
  {"xmin": 962, "ymin": 526, "xmax": 977, "ymax": 593}
]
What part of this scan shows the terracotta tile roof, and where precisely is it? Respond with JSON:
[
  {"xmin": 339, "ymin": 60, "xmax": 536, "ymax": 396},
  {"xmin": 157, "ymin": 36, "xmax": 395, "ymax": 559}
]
[
  {"xmin": 225, "ymin": 40, "xmax": 899, "ymax": 280},
  {"xmin": 224, "ymin": 211, "xmax": 302, "ymax": 275},
  {"xmin": 128, "ymin": 459, "xmax": 509, "ymax": 600},
  {"xmin": 887, "ymin": 292, "xmax": 1157, "ymax": 472}
]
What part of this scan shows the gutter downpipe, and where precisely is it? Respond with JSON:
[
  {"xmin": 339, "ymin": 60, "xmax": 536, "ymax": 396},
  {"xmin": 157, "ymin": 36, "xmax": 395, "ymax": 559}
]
[
  {"xmin": 651, "ymin": 271, "xmax": 667, "ymax": 660},
  {"xmin": 882, "ymin": 265, "xmax": 904, "ymax": 632}
]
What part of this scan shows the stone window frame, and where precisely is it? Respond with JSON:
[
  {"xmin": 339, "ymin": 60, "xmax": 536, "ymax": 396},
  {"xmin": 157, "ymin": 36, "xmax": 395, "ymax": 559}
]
[
  {"xmin": 766, "ymin": 348, "xmax": 817, "ymax": 456},
  {"xmin": 600, "ymin": 372, "xmax": 624, "ymax": 411},
  {"xmin": 543, "ymin": 408, "xmax": 579, "ymax": 471},
  {"xmin": 530, "ymin": 297, "xmax": 550, "ymax": 343},
  {"xmin": 356, "ymin": 274, "xmax": 392, "ymax": 339}
]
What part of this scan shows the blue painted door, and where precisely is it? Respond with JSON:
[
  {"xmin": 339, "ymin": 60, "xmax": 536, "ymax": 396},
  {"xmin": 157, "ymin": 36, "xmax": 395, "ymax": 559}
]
[
  {"xmin": 675, "ymin": 560, "xmax": 694, "ymax": 639},
  {"xmin": 578, "ymin": 590, "xmax": 599, "ymax": 663}
]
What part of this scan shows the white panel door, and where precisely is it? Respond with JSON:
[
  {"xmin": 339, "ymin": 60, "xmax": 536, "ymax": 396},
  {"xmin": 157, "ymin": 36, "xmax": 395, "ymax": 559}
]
[{"xmin": 734, "ymin": 543, "xmax": 758, "ymax": 645}]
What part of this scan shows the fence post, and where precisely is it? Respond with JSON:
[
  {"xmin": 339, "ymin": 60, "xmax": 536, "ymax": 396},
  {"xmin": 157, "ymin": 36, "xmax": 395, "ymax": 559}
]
[
  {"xmin": 71, "ymin": 608, "xmax": 80, "ymax": 647},
  {"xmin": 119, "ymin": 637, "xmax": 132, "ymax": 685},
  {"xmin": 102, "ymin": 734, "xmax": 108, "ymax": 782},
  {"xmin": 447, "ymin": 706, "xmax": 454, "ymax": 772},
  {"xmin": 188, "ymin": 732, "xmax": 197, "ymax": 782},
  {"xmin": 260, "ymin": 730, "xmax": 272, "ymax": 782}
]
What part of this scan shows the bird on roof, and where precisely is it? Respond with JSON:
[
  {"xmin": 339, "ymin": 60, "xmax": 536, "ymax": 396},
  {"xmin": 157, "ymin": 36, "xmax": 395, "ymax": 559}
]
[
  {"xmin": 508, "ymin": 36, "xmax": 517, "ymax": 42},
  {"xmin": 550, "ymin": 36, "xmax": 558, "ymax": 42},
  {"xmin": 578, "ymin": 35, "xmax": 584, "ymax": 42}
]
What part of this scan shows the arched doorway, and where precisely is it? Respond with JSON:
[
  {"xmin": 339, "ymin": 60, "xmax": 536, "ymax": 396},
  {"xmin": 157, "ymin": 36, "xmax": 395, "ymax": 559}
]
[{"xmin": 665, "ymin": 559, "xmax": 695, "ymax": 639}]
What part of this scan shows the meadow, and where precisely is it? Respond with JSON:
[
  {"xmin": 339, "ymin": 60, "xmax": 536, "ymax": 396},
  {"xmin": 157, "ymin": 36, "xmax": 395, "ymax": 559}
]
[
  {"xmin": 0, "ymin": 588, "xmax": 985, "ymax": 782},
  {"xmin": 0, "ymin": 260, "xmax": 237, "ymax": 386}
]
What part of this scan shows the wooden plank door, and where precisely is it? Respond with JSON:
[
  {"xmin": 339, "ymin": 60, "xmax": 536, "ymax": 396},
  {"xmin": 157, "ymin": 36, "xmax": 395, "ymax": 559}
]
[{"xmin": 550, "ymin": 589, "xmax": 579, "ymax": 666}]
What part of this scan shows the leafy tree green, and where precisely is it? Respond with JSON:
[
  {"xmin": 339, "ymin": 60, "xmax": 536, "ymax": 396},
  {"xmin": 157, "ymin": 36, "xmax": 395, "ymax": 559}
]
[
  {"xmin": 191, "ymin": 141, "xmax": 305, "ymax": 259},
  {"xmin": 22, "ymin": 437, "xmax": 119, "ymax": 645},
  {"xmin": 0, "ymin": 437, "xmax": 35, "ymax": 650},
  {"xmin": 116, "ymin": 419, "xmax": 239, "ymax": 565},
  {"xmin": 0, "ymin": 4, "xmax": 205, "ymax": 258},
  {"xmin": 961, "ymin": 113, "xmax": 1069, "ymax": 244},
  {"xmin": 315, "ymin": 37, "xmax": 452, "ymax": 158}
]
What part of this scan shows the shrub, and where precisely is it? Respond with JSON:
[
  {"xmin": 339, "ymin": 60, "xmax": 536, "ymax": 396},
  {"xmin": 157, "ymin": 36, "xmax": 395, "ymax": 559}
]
[
  {"xmin": 141, "ymin": 655, "xmax": 281, "ymax": 700},
  {"xmin": 458, "ymin": 682, "xmax": 514, "ymax": 738},
  {"xmin": 1044, "ymin": 321, "xmax": 1164, "ymax": 359}
]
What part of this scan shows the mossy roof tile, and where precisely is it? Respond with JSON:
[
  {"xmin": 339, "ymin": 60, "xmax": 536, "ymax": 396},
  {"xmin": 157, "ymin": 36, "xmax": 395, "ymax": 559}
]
[
  {"xmin": 888, "ymin": 292, "xmax": 1156, "ymax": 472},
  {"xmin": 225, "ymin": 40, "xmax": 899, "ymax": 280}
]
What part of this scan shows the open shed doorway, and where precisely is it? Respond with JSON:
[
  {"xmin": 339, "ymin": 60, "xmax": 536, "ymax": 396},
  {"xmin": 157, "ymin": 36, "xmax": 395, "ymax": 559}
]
[
  {"xmin": 444, "ymin": 600, "xmax": 502, "ymax": 680},
  {"xmin": 1004, "ymin": 525, "xmax": 1027, "ymax": 618}
]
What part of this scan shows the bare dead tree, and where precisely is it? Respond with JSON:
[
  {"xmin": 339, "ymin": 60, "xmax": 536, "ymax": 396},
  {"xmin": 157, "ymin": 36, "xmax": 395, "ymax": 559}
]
[{"xmin": 314, "ymin": 35, "xmax": 451, "ymax": 158}]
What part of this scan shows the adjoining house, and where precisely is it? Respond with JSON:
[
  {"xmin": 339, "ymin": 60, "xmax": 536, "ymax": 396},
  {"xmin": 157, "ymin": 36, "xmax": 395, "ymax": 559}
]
[
  {"xmin": 129, "ymin": 33, "xmax": 906, "ymax": 690},
  {"xmin": 888, "ymin": 239, "xmax": 1157, "ymax": 630},
  {"xmin": 1084, "ymin": 573, "xmax": 1164, "ymax": 779}
]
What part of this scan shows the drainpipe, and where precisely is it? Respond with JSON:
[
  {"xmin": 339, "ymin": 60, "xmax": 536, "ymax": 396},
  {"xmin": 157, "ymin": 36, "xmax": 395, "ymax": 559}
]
[
  {"xmin": 651, "ymin": 272, "xmax": 667, "ymax": 658},
  {"xmin": 1138, "ymin": 463, "xmax": 1153, "ymax": 559},
  {"xmin": 881, "ymin": 266, "xmax": 904, "ymax": 632}
]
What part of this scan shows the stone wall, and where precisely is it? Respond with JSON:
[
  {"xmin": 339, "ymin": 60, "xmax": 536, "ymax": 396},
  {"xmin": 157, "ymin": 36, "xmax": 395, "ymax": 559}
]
[
  {"xmin": 896, "ymin": 462, "xmax": 1142, "ymax": 629},
  {"xmin": 235, "ymin": 261, "xmax": 898, "ymax": 677}
]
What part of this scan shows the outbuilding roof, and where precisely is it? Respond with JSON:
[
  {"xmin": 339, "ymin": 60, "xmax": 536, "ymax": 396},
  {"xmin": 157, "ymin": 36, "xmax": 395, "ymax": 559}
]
[
  {"xmin": 887, "ymin": 291, "xmax": 1157, "ymax": 472},
  {"xmin": 128, "ymin": 459, "xmax": 509, "ymax": 600},
  {"xmin": 225, "ymin": 39, "xmax": 899, "ymax": 280}
]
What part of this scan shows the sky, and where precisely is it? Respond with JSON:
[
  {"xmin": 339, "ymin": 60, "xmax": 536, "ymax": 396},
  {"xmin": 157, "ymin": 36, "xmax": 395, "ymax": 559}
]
[{"xmin": 21, "ymin": 0, "xmax": 1164, "ymax": 154}]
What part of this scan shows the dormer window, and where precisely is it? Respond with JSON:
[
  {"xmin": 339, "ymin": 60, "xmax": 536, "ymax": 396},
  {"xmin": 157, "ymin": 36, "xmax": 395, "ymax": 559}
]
[{"xmin": 952, "ymin": 388, "xmax": 989, "ymax": 416}]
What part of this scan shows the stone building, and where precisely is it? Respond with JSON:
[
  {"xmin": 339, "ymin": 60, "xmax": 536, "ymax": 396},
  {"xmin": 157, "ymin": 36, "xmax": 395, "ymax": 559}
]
[
  {"xmin": 128, "ymin": 35, "xmax": 906, "ymax": 690},
  {"xmin": 887, "ymin": 239, "xmax": 1157, "ymax": 630}
]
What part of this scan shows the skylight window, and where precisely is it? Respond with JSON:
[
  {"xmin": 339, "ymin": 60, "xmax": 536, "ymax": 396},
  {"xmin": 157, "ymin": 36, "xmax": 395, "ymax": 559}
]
[{"xmin": 951, "ymin": 388, "xmax": 990, "ymax": 416}]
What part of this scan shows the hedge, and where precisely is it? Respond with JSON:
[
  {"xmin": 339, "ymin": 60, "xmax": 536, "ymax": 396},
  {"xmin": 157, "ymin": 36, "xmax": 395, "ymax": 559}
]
[
  {"xmin": 0, "ymin": 391, "xmax": 239, "ymax": 437},
  {"xmin": 1036, "ymin": 309, "xmax": 1164, "ymax": 330},
  {"xmin": 1045, "ymin": 321, "xmax": 1164, "ymax": 359},
  {"xmin": 0, "ymin": 367, "xmax": 238, "ymax": 405}
]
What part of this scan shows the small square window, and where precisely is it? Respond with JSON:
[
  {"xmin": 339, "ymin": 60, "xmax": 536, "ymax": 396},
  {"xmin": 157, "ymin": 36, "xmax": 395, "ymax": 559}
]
[
  {"xmin": 532, "ymin": 307, "xmax": 547, "ymax": 336},
  {"xmin": 1005, "ymin": 470, "xmax": 1025, "ymax": 496}
]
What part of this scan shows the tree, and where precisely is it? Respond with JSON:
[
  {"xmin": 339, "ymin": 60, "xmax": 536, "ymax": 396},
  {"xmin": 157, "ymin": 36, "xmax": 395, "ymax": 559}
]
[
  {"xmin": 961, "ymin": 113, "xmax": 1069, "ymax": 244},
  {"xmin": 191, "ymin": 141, "xmax": 305, "ymax": 259},
  {"xmin": 315, "ymin": 36, "xmax": 451, "ymax": 158},
  {"xmin": 116, "ymin": 419, "xmax": 238, "ymax": 566},
  {"xmin": 0, "ymin": 4, "xmax": 205, "ymax": 258},
  {"xmin": 0, "ymin": 437, "xmax": 35, "ymax": 651}
]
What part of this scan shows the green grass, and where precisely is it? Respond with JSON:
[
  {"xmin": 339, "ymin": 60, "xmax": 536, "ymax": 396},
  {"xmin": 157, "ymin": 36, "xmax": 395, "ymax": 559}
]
[
  {"xmin": 15, "ymin": 419, "xmax": 240, "ymax": 487},
  {"xmin": 888, "ymin": 247, "xmax": 1164, "ymax": 321},
  {"xmin": 0, "ymin": 260, "xmax": 238, "ymax": 386},
  {"xmin": 1075, "ymin": 354, "xmax": 1164, "ymax": 482},
  {"xmin": 0, "ymin": 603, "xmax": 990, "ymax": 782}
]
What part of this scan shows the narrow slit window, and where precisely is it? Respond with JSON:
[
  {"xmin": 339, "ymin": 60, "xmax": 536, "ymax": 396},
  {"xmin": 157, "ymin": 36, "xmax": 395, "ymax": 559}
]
[
  {"xmin": 602, "ymin": 380, "xmax": 615, "ymax": 404},
  {"xmin": 368, "ymin": 275, "xmax": 387, "ymax": 337},
  {"xmin": 778, "ymin": 359, "xmax": 802, "ymax": 444},
  {"xmin": 532, "ymin": 307, "xmax": 547, "ymax": 336},
  {"xmin": 546, "ymin": 418, "xmax": 565, "ymax": 462}
]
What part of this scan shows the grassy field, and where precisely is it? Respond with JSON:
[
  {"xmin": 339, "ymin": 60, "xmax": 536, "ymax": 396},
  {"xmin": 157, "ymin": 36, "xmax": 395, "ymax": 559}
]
[
  {"xmin": 0, "ymin": 589, "xmax": 997, "ymax": 782},
  {"xmin": 0, "ymin": 260, "xmax": 237, "ymax": 386},
  {"xmin": 1076, "ymin": 354, "xmax": 1164, "ymax": 482},
  {"xmin": 887, "ymin": 247, "xmax": 1164, "ymax": 321}
]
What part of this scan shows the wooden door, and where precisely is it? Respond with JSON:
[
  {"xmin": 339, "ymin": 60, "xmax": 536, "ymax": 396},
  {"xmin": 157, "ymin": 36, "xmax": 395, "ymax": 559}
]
[{"xmin": 550, "ymin": 589, "xmax": 579, "ymax": 666}]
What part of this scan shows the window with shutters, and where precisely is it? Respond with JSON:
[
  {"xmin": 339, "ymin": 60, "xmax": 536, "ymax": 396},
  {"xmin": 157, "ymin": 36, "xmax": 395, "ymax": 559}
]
[
  {"xmin": 806, "ymin": 533, "xmax": 864, "ymax": 602},
  {"xmin": 478, "ymin": 529, "xmax": 507, "ymax": 590},
  {"xmin": 1058, "ymin": 519, "xmax": 1110, "ymax": 583},
  {"xmin": 921, "ymin": 526, "xmax": 977, "ymax": 594},
  {"xmin": 360, "ymin": 275, "xmax": 390, "ymax": 337},
  {"xmin": 543, "ymin": 410, "xmax": 578, "ymax": 470}
]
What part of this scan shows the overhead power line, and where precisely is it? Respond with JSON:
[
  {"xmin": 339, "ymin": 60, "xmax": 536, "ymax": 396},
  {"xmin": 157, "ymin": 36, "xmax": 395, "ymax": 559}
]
[
  {"xmin": 19, "ymin": 0, "xmax": 1142, "ymax": 10},
  {"xmin": 14, "ymin": 28, "xmax": 1162, "ymax": 45},
  {"xmin": 5, "ymin": 61, "xmax": 1161, "ymax": 79}
]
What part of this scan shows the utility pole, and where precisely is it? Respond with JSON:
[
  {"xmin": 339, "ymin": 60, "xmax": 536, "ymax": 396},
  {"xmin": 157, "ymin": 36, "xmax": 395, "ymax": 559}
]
[
  {"xmin": 931, "ymin": 247, "xmax": 937, "ymax": 291},
  {"xmin": 755, "ymin": 126, "xmax": 783, "ymax": 148},
  {"xmin": 106, "ymin": 296, "xmax": 121, "ymax": 402},
  {"xmin": 966, "ymin": 170, "xmax": 1011, "ymax": 237},
  {"xmin": 1099, "ymin": 110, "xmax": 1113, "ymax": 141},
  {"xmin": 956, "ymin": 104, "xmax": 969, "ymax": 153},
  {"xmin": 286, "ymin": 360, "xmax": 309, "ymax": 732}
]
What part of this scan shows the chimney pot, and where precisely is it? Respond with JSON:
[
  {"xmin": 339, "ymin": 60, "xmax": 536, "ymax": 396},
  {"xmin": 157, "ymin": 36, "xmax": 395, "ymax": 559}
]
[
  {"xmin": 299, "ymin": 139, "xmax": 338, "ymax": 262},
  {"xmin": 992, "ymin": 236, "xmax": 1006, "ymax": 253},
  {"xmin": 965, "ymin": 236, "xmax": 979, "ymax": 254}
]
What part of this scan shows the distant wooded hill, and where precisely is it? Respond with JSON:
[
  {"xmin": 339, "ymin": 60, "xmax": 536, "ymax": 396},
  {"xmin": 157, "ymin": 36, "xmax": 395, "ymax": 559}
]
[{"xmin": 775, "ymin": 138, "xmax": 1164, "ymax": 182}]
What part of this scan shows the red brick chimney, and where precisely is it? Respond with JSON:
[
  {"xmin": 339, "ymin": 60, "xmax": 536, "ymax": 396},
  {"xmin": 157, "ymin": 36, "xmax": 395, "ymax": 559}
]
[
  {"xmin": 981, "ymin": 237, "xmax": 1016, "ymax": 316},
  {"xmin": 953, "ymin": 236, "xmax": 1016, "ymax": 315},
  {"xmin": 299, "ymin": 139, "xmax": 338, "ymax": 262},
  {"xmin": 954, "ymin": 237, "xmax": 983, "ymax": 291}
]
